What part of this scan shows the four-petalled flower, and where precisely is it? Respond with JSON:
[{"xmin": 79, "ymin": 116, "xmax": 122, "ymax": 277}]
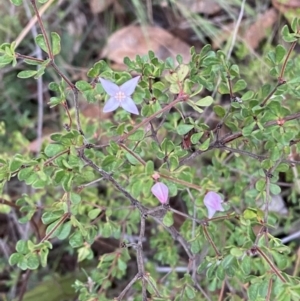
[
  {"xmin": 203, "ymin": 191, "xmax": 225, "ymax": 219},
  {"xmin": 99, "ymin": 76, "xmax": 140, "ymax": 115}
]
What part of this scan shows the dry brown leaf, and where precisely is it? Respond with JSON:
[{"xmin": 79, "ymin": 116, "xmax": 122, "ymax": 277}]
[
  {"xmin": 272, "ymin": 0, "xmax": 300, "ymax": 21},
  {"xmin": 181, "ymin": 0, "xmax": 221, "ymax": 15},
  {"xmin": 89, "ymin": 0, "xmax": 115, "ymax": 14},
  {"xmin": 101, "ymin": 25, "xmax": 191, "ymax": 69},
  {"xmin": 213, "ymin": 8, "xmax": 278, "ymax": 50},
  {"xmin": 272, "ymin": 0, "xmax": 300, "ymax": 11},
  {"xmin": 244, "ymin": 8, "xmax": 278, "ymax": 49}
]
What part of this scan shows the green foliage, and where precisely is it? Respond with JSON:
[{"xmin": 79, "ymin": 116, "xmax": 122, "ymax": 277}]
[{"xmin": 3, "ymin": 2, "xmax": 300, "ymax": 300}]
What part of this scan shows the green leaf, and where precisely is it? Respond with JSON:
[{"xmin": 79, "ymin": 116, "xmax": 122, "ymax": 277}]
[
  {"xmin": 70, "ymin": 192, "xmax": 81, "ymax": 205},
  {"xmin": 276, "ymin": 163, "xmax": 289, "ymax": 172},
  {"xmin": 255, "ymin": 179, "xmax": 265, "ymax": 192},
  {"xmin": 34, "ymin": 66, "xmax": 46, "ymax": 79},
  {"xmin": 0, "ymin": 54, "xmax": 13, "ymax": 68},
  {"xmin": 128, "ymin": 129, "xmax": 145, "ymax": 141},
  {"xmin": 163, "ymin": 211, "xmax": 174, "ymax": 227},
  {"xmin": 53, "ymin": 169, "xmax": 65, "ymax": 185},
  {"xmin": 165, "ymin": 72, "xmax": 179, "ymax": 84},
  {"xmin": 187, "ymin": 101, "xmax": 204, "ymax": 113},
  {"xmin": 176, "ymin": 54, "xmax": 183, "ymax": 64},
  {"xmin": 69, "ymin": 230, "xmax": 84, "ymax": 248},
  {"xmin": 170, "ymin": 83, "xmax": 180, "ymax": 93},
  {"xmin": 241, "ymin": 255, "xmax": 251, "ymax": 275},
  {"xmin": 24, "ymin": 58, "xmax": 43, "ymax": 65},
  {"xmin": 230, "ymin": 247, "xmax": 244, "ymax": 257},
  {"xmin": 242, "ymin": 90, "xmax": 254, "ymax": 101},
  {"xmin": 16, "ymin": 240, "xmax": 29, "ymax": 254},
  {"xmin": 275, "ymin": 45, "xmax": 286, "ymax": 64},
  {"xmin": 281, "ymin": 25, "xmax": 298, "ymax": 42},
  {"xmin": 17, "ymin": 70, "xmax": 38, "ymax": 78},
  {"xmin": 9, "ymin": 253, "xmax": 23, "ymax": 265},
  {"xmin": 191, "ymin": 132, "xmax": 203, "ymax": 144},
  {"xmin": 27, "ymin": 253, "xmax": 39, "ymax": 270},
  {"xmin": 46, "ymin": 219, "xmax": 65, "ymax": 239},
  {"xmin": 177, "ymin": 64, "xmax": 189, "ymax": 81},
  {"xmin": 9, "ymin": 155, "xmax": 24, "ymax": 172},
  {"xmin": 195, "ymin": 96, "xmax": 213, "ymax": 107},
  {"xmin": 75, "ymin": 80, "xmax": 92, "ymax": 91},
  {"xmin": 206, "ymin": 262, "xmax": 218, "ymax": 279},
  {"xmin": 177, "ymin": 124, "xmax": 194, "ymax": 135},
  {"xmin": 185, "ymin": 285, "xmax": 196, "ymax": 299},
  {"xmin": 261, "ymin": 159, "xmax": 273, "ymax": 170},
  {"xmin": 39, "ymin": 248, "xmax": 49, "ymax": 267},
  {"xmin": 62, "ymin": 173, "xmax": 73, "ymax": 192},
  {"xmin": 48, "ymin": 96, "xmax": 64, "ymax": 107},
  {"xmin": 125, "ymin": 152, "xmax": 140, "ymax": 165},
  {"xmin": 243, "ymin": 208, "xmax": 257, "ymax": 220},
  {"xmin": 218, "ymin": 82, "xmax": 229, "ymax": 94},
  {"xmin": 216, "ymin": 265, "xmax": 225, "ymax": 281},
  {"xmin": 18, "ymin": 257, "xmax": 28, "ymax": 270},
  {"xmin": 88, "ymin": 208, "xmax": 101, "ymax": 220},
  {"xmin": 145, "ymin": 160, "xmax": 154, "ymax": 175},
  {"xmin": 10, "ymin": 0, "xmax": 23, "ymax": 5},
  {"xmin": 233, "ymin": 79, "xmax": 247, "ymax": 92},
  {"xmin": 117, "ymin": 258, "xmax": 127, "ymax": 271},
  {"xmin": 248, "ymin": 283, "xmax": 259, "ymax": 301},
  {"xmin": 42, "ymin": 210, "xmax": 63, "ymax": 225},
  {"xmin": 199, "ymin": 137, "xmax": 210, "ymax": 151},
  {"xmin": 101, "ymin": 222, "xmax": 112, "ymax": 238},
  {"xmin": 165, "ymin": 57, "xmax": 174, "ymax": 69},
  {"xmin": 35, "ymin": 34, "xmax": 48, "ymax": 54},
  {"xmin": 51, "ymin": 32, "xmax": 61, "ymax": 55},
  {"xmin": 44, "ymin": 144, "xmax": 66, "ymax": 157},
  {"xmin": 56, "ymin": 221, "xmax": 72, "ymax": 240},
  {"xmin": 49, "ymin": 82, "xmax": 60, "ymax": 92},
  {"xmin": 242, "ymin": 122, "xmax": 256, "ymax": 137},
  {"xmin": 270, "ymin": 183, "xmax": 281, "ymax": 195},
  {"xmin": 230, "ymin": 64, "xmax": 239, "ymax": 77},
  {"xmin": 213, "ymin": 105, "xmax": 226, "ymax": 117}
]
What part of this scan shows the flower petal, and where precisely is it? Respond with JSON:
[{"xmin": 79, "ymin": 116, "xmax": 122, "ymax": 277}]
[
  {"xmin": 103, "ymin": 97, "xmax": 120, "ymax": 113},
  {"xmin": 99, "ymin": 78, "xmax": 119, "ymax": 96},
  {"xmin": 206, "ymin": 207, "xmax": 216, "ymax": 219},
  {"xmin": 151, "ymin": 182, "xmax": 169, "ymax": 204},
  {"xmin": 203, "ymin": 191, "xmax": 224, "ymax": 218},
  {"xmin": 120, "ymin": 76, "xmax": 140, "ymax": 95},
  {"xmin": 121, "ymin": 97, "xmax": 139, "ymax": 115}
]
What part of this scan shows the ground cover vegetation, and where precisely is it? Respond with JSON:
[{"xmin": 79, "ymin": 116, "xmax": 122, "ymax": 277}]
[{"xmin": 1, "ymin": 0, "xmax": 300, "ymax": 300}]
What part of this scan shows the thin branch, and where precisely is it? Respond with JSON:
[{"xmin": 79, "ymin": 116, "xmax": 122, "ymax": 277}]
[
  {"xmin": 15, "ymin": 53, "xmax": 44, "ymax": 63},
  {"xmin": 119, "ymin": 93, "xmax": 186, "ymax": 142},
  {"xmin": 180, "ymin": 111, "xmax": 300, "ymax": 166},
  {"xmin": 116, "ymin": 273, "xmax": 140, "ymax": 300},
  {"xmin": 256, "ymin": 247, "xmax": 286, "ymax": 283},
  {"xmin": 78, "ymin": 148, "xmax": 146, "ymax": 213},
  {"xmin": 30, "ymin": 0, "xmax": 53, "ymax": 59},
  {"xmin": 202, "ymin": 225, "xmax": 221, "ymax": 257},
  {"xmin": 43, "ymin": 148, "xmax": 70, "ymax": 166}
]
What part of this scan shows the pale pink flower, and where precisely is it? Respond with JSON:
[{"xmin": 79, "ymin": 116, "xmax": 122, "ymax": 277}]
[
  {"xmin": 203, "ymin": 191, "xmax": 225, "ymax": 218},
  {"xmin": 151, "ymin": 182, "xmax": 169, "ymax": 204},
  {"xmin": 99, "ymin": 76, "xmax": 140, "ymax": 115}
]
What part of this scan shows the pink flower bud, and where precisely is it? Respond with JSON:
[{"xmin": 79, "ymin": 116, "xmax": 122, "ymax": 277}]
[{"xmin": 151, "ymin": 182, "xmax": 169, "ymax": 204}]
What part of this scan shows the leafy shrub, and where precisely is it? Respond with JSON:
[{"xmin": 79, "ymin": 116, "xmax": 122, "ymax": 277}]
[{"xmin": 1, "ymin": 1, "xmax": 300, "ymax": 300}]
